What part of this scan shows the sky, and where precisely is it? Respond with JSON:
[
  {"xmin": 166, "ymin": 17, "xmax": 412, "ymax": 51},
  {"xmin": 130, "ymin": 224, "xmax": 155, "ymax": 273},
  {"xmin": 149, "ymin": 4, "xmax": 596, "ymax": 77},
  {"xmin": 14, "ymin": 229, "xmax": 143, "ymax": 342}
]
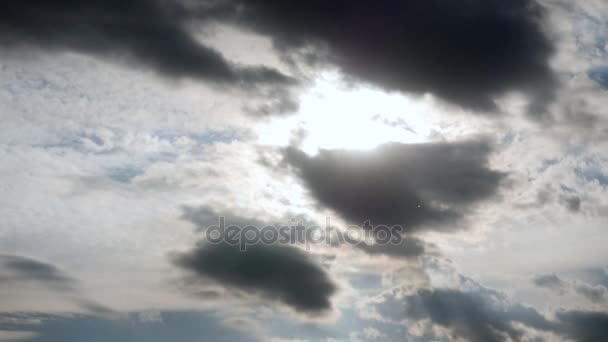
[{"xmin": 0, "ymin": 1, "xmax": 608, "ymax": 341}]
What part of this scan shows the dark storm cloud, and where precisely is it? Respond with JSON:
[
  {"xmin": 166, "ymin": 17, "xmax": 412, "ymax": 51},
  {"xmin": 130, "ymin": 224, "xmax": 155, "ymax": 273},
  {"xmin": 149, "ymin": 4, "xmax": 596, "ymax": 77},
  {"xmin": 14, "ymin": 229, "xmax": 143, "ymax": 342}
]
[
  {"xmin": 284, "ymin": 140, "xmax": 505, "ymax": 230},
  {"xmin": 404, "ymin": 289, "xmax": 555, "ymax": 342},
  {"xmin": 0, "ymin": 0, "xmax": 294, "ymax": 90},
  {"xmin": 172, "ymin": 241, "xmax": 337, "ymax": 315},
  {"xmin": 208, "ymin": 0, "xmax": 556, "ymax": 113}
]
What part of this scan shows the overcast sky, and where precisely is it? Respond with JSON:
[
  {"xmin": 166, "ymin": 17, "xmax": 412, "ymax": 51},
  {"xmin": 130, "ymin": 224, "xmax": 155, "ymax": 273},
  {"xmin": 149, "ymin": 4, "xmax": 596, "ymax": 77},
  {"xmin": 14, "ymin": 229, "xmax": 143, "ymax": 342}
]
[{"xmin": 1, "ymin": 1, "xmax": 608, "ymax": 341}]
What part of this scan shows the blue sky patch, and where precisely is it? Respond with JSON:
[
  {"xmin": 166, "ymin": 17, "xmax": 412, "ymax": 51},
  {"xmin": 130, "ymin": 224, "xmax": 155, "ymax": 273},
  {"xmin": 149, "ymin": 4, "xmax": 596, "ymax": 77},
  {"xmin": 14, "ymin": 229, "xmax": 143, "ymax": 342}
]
[
  {"xmin": 107, "ymin": 167, "xmax": 145, "ymax": 183},
  {"xmin": 575, "ymin": 161, "xmax": 608, "ymax": 186},
  {"xmin": 588, "ymin": 66, "xmax": 608, "ymax": 88}
]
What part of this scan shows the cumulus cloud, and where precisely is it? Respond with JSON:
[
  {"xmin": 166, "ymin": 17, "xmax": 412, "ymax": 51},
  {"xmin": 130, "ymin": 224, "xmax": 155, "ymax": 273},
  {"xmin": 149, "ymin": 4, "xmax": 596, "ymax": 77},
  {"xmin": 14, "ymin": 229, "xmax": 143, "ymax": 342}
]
[
  {"xmin": 284, "ymin": 139, "xmax": 505, "ymax": 230},
  {"xmin": 207, "ymin": 0, "xmax": 556, "ymax": 113}
]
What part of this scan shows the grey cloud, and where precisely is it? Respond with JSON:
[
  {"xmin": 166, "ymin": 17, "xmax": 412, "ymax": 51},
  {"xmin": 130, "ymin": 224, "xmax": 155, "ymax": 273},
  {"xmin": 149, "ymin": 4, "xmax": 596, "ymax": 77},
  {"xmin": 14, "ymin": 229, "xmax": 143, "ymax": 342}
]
[
  {"xmin": 564, "ymin": 195, "xmax": 582, "ymax": 212},
  {"xmin": 0, "ymin": 254, "xmax": 113, "ymax": 315},
  {"xmin": 180, "ymin": 205, "xmax": 318, "ymax": 244},
  {"xmin": 172, "ymin": 241, "xmax": 337, "ymax": 315},
  {"xmin": 1, "ymin": 0, "xmax": 559, "ymax": 117},
  {"xmin": 284, "ymin": 140, "xmax": 505, "ymax": 231},
  {"xmin": 180, "ymin": 205, "xmax": 266, "ymax": 233},
  {"xmin": 206, "ymin": 0, "xmax": 556, "ymax": 114},
  {"xmin": 574, "ymin": 283, "xmax": 608, "ymax": 303},
  {"xmin": 533, "ymin": 273, "xmax": 566, "ymax": 293},
  {"xmin": 361, "ymin": 269, "xmax": 608, "ymax": 342},
  {"xmin": 242, "ymin": 87, "xmax": 300, "ymax": 117},
  {"xmin": 404, "ymin": 288, "xmax": 608, "ymax": 342},
  {"xmin": 556, "ymin": 311, "xmax": 608, "ymax": 342},
  {"xmin": 516, "ymin": 186, "xmax": 583, "ymax": 213},
  {"xmin": 0, "ymin": 0, "xmax": 298, "ymax": 115},
  {"xmin": 377, "ymin": 283, "xmax": 608, "ymax": 342},
  {"xmin": 583, "ymin": 267, "xmax": 608, "ymax": 289},
  {"xmin": 533, "ymin": 273, "xmax": 608, "ymax": 304},
  {"xmin": 404, "ymin": 289, "xmax": 555, "ymax": 342},
  {"xmin": 356, "ymin": 237, "xmax": 426, "ymax": 260},
  {"xmin": 0, "ymin": 254, "xmax": 76, "ymax": 292}
]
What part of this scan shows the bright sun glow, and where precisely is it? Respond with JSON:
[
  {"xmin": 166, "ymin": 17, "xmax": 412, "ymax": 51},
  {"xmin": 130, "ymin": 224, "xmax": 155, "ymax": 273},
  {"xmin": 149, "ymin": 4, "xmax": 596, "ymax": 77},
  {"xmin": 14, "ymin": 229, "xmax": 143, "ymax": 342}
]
[{"xmin": 259, "ymin": 73, "xmax": 434, "ymax": 155}]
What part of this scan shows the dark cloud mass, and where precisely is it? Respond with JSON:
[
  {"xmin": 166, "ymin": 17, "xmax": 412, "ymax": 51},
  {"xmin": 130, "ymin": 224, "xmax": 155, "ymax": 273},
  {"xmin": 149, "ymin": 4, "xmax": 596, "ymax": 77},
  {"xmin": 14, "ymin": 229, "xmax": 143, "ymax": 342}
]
[
  {"xmin": 0, "ymin": 0, "xmax": 293, "ymax": 87},
  {"xmin": 1, "ymin": 0, "xmax": 557, "ymax": 116},
  {"xmin": 172, "ymin": 242, "xmax": 336, "ymax": 315},
  {"xmin": 212, "ymin": 0, "xmax": 556, "ymax": 113},
  {"xmin": 285, "ymin": 140, "xmax": 505, "ymax": 230}
]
